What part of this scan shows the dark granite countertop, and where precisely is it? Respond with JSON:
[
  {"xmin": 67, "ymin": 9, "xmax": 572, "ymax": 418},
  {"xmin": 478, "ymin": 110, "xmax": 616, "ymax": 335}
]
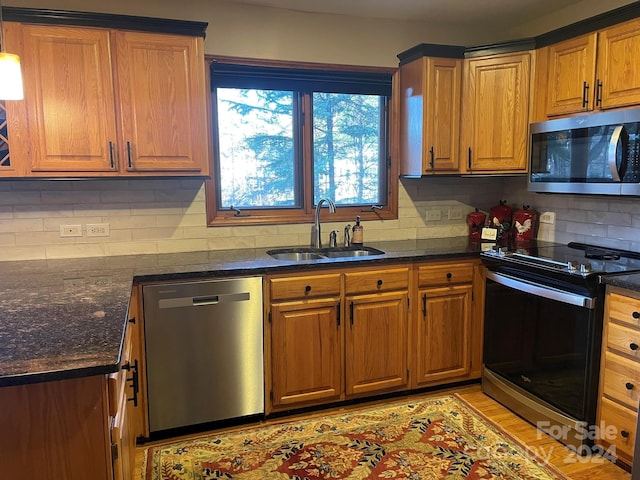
[
  {"xmin": 0, "ymin": 237, "xmax": 483, "ymax": 387},
  {"xmin": 602, "ymin": 272, "xmax": 640, "ymax": 293}
]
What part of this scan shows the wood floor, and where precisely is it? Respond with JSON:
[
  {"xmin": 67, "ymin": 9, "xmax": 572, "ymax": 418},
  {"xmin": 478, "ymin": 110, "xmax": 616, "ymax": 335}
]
[{"xmin": 134, "ymin": 384, "xmax": 631, "ymax": 479}]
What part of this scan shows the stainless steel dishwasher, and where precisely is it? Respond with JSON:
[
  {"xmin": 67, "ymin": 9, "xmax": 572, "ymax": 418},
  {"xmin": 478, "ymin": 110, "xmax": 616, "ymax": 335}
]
[{"xmin": 143, "ymin": 277, "xmax": 263, "ymax": 434}]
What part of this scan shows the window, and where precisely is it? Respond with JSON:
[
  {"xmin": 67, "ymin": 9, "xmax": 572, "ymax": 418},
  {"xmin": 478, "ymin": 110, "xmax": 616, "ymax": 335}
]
[{"xmin": 205, "ymin": 58, "xmax": 397, "ymax": 226}]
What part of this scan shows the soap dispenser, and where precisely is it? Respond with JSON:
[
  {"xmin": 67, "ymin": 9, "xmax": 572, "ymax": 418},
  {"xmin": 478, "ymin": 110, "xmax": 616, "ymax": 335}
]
[{"xmin": 352, "ymin": 216, "xmax": 363, "ymax": 245}]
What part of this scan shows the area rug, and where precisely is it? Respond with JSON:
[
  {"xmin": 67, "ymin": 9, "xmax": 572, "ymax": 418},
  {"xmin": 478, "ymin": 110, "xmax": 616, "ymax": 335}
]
[{"xmin": 142, "ymin": 394, "xmax": 567, "ymax": 479}]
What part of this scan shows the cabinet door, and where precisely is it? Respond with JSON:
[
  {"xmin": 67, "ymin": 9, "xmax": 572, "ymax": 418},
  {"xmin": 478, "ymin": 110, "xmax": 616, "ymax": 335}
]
[
  {"xmin": 597, "ymin": 19, "xmax": 640, "ymax": 110},
  {"xmin": 111, "ymin": 383, "xmax": 135, "ymax": 480},
  {"xmin": 461, "ymin": 53, "xmax": 530, "ymax": 173},
  {"xmin": 115, "ymin": 31, "xmax": 209, "ymax": 173},
  {"xmin": 546, "ymin": 33, "xmax": 597, "ymax": 116},
  {"xmin": 415, "ymin": 285, "xmax": 472, "ymax": 386},
  {"xmin": 21, "ymin": 25, "xmax": 118, "ymax": 172},
  {"xmin": 271, "ymin": 297, "xmax": 343, "ymax": 408},
  {"xmin": 399, "ymin": 57, "xmax": 461, "ymax": 175},
  {"xmin": 345, "ymin": 291, "xmax": 408, "ymax": 396}
]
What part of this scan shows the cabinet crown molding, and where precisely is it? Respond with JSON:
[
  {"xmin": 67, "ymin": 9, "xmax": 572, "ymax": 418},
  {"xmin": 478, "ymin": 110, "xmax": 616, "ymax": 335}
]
[{"xmin": 2, "ymin": 7, "xmax": 208, "ymax": 37}]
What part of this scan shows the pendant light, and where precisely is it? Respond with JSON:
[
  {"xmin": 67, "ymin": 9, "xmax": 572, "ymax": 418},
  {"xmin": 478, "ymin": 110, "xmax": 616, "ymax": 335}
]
[{"xmin": 0, "ymin": 1, "xmax": 23, "ymax": 100}]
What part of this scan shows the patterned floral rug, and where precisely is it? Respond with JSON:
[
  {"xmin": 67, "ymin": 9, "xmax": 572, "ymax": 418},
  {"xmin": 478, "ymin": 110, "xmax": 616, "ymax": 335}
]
[{"xmin": 142, "ymin": 394, "xmax": 568, "ymax": 479}]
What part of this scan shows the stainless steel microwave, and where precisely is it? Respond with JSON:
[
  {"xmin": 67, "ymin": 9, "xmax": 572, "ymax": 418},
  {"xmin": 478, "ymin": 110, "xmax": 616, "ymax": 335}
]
[{"xmin": 528, "ymin": 108, "xmax": 640, "ymax": 195}]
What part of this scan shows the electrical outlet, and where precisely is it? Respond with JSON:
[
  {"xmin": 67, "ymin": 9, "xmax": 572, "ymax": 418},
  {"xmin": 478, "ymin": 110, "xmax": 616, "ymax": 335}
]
[
  {"xmin": 539, "ymin": 212, "xmax": 556, "ymax": 225},
  {"xmin": 87, "ymin": 223, "xmax": 110, "ymax": 237},
  {"xmin": 426, "ymin": 210, "xmax": 442, "ymax": 221},
  {"xmin": 60, "ymin": 225, "xmax": 82, "ymax": 237},
  {"xmin": 448, "ymin": 208, "xmax": 462, "ymax": 220}
]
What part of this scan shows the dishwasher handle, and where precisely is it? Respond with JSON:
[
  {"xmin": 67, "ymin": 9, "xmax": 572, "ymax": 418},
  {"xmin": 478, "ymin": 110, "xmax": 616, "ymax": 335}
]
[{"xmin": 159, "ymin": 292, "xmax": 251, "ymax": 309}]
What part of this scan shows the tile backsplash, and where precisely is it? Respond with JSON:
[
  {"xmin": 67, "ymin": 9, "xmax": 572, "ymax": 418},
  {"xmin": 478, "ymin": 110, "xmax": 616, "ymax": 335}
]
[{"xmin": 0, "ymin": 176, "xmax": 639, "ymax": 260}]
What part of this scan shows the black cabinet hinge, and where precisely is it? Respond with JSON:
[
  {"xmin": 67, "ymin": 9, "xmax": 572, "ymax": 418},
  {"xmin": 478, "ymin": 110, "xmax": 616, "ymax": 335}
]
[
  {"xmin": 268, "ymin": 311, "xmax": 272, "ymax": 323},
  {"xmin": 111, "ymin": 442, "xmax": 118, "ymax": 461}
]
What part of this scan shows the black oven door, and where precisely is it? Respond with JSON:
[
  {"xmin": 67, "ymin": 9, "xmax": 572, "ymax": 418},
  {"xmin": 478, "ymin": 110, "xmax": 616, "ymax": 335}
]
[{"xmin": 483, "ymin": 270, "xmax": 602, "ymax": 423}]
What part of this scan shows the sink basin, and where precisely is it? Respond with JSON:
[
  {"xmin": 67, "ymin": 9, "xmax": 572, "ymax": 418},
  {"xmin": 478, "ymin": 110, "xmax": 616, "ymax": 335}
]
[
  {"xmin": 267, "ymin": 248, "xmax": 325, "ymax": 261},
  {"xmin": 322, "ymin": 247, "xmax": 385, "ymax": 258},
  {"xmin": 267, "ymin": 246, "xmax": 385, "ymax": 261}
]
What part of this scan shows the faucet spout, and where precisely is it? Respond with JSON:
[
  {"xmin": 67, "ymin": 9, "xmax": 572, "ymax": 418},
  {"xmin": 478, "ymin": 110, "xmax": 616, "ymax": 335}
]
[{"xmin": 313, "ymin": 198, "xmax": 336, "ymax": 248}]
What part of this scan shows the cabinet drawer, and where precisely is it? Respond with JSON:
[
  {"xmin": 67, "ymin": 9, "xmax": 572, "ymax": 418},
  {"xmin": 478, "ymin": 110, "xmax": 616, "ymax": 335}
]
[
  {"xmin": 602, "ymin": 351, "xmax": 640, "ymax": 410},
  {"xmin": 608, "ymin": 292, "xmax": 640, "ymax": 329},
  {"xmin": 344, "ymin": 267, "xmax": 409, "ymax": 294},
  {"xmin": 270, "ymin": 273, "xmax": 341, "ymax": 301},
  {"xmin": 418, "ymin": 262, "xmax": 474, "ymax": 287},
  {"xmin": 598, "ymin": 397, "xmax": 636, "ymax": 460},
  {"xmin": 607, "ymin": 321, "xmax": 640, "ymax": 359}
]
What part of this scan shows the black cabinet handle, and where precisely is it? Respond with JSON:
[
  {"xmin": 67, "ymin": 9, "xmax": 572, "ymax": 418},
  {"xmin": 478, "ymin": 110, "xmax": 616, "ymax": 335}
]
[
  {"xmin": 126, "ymin": 141, "xmax": 133, "ymax": 168},
  {"xmin": 595, "ymin": 79, "xmax": 603, "ymax": 106},
  {"xmin": 422, "ymin": 293, "xmax": 427, "ymax": 318},
  {"xmin": 123, "ymin": 359, "xmax": 139, "ymax": 407},
  {"xmin": 429, "ymin": 146, "xmax": 435, "ymax": 169},
  {"xmin": 621, "ymin": 430, "xmax": 630, "ymax": 438},
  {"xmin": 305, "ymin": 285, "xmax": 312, "ymax": 293},
  {"xmin": 446, "ymin": 272, "xmax": 452, "ymax": 279},
  {"xmin": 377, "ymin": 279, "xmax": 383, "ymax": 287},
  {"xmin": 337, "ymin": 302, "xmax": 340, "ymax": 327},
  {"xmin": 350, "ymin": 301, "xmax": 354, "ymax": 326},
  {"xmin": 468, "ymin": 147, "xmax": 472, "ymax": 170},
  {"xmin": 582, "ymin": 81, "xmax": 589, "ymax": 108},
  {"xmin": 108, "ymin": 141, "xmax": 115, "ymax": 169},
  {"xmin": 626, "ymin": 382, "xmax": 634, "ymax": 390},
  {"xmin": 128, "ymin": 316, "xmax": 136, "ymax": 324},
  {"xmin": 633, "ymin": 311, "xmax": 640, "ymax": 319},
  {"xmin": 631, "ymin": 343, "xmax": 639, "ymax": 351}
]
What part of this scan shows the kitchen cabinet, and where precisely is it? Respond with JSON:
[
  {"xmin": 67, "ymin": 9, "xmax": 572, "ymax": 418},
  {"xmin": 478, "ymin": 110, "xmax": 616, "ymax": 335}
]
[
  {"xmin": 399, "ymin": 55, "xmax": 462, "ymax": 175},
  {"xmin": 460, "ymin": 52, "xmax": 531, "ymax": 174},
  {"xmin": 266, "ymin": 265, "xmax": 410, "ymax": 412},
  {"xmin": 268, "ymin": 273, "xmax": 343, "ymax": 409},
  {"xmin": 0, "ymin": 305, "xmax": 137, "ymax": 480},
  {"xmin": 413, "ymin": 262, "xmax": 473, "ymax": 386},
  {"xmin": 4, "ymin": 22, "xmax": 209, "ymax": 177},
  {"xmin": 541, "ymin": 18, "xmax": 640, "ymax": 117},
  {"xmin": 344, "ymin": 267, "xmax": 409, "ymax": 396},
  {"xmin": 597, "ymin": 286, "xmax": 640, "ymax": 466}
]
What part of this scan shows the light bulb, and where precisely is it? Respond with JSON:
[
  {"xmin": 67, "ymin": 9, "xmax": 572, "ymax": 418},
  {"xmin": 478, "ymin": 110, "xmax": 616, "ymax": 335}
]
[{"xmin": 0, "ymin": 52, "xmax": 24, "ymax": 100}]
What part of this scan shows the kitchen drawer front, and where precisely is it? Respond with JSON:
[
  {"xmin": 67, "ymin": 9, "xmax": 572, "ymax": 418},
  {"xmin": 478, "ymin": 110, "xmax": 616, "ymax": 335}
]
[
  {"xmin": 602, "ymin": 350, "xmax": 640, "ymax": 410},
  {"xmin": 598, "ymin": 396, "xmax": 636, "ymax": 460},
  {"xmin": 607, "ymin": 321, "xmax": 640, "ymax": 359},
  {"xmin": 608, "ymin": 292, "xmax": 640, "ymax": 329},
  {"xmin": 344, "ymin": 267, "xmax": 409, "ymax": 294},
  {"xmin": 270, "ymin": 273, "xmax": 341, "ymax": 301},
  {"xmin": 418, "ymin": 262, "xmax": 474, "ymax": 287}
]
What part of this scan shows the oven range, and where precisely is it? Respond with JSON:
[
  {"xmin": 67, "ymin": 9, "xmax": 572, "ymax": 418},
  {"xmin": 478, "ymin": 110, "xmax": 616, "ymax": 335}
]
[{"xmin": 481, "ymin": 241, "xmax": 640, "ymax": 453}]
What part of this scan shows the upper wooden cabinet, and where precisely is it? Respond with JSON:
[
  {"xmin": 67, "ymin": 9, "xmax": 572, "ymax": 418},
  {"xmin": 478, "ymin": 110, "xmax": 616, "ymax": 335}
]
[
  {"xmin": 541, "ymin": 18, "xmax": 640, "ymax": 117},
  {"xmin": 460, "ymin": 52, "xmax": 531, "ymax": 174},
  {"xmin": 4, "ymin": 22, "xmax": 209, "ymax": 177},
  {"xmin": 399, "ymin": 56, "xmax": 462, "ymax": 175}
]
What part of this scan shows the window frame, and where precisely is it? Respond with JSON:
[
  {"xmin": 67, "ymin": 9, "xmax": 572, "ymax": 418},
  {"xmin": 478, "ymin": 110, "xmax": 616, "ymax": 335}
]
[{"xmin": 204, "ymin": 56, "xmax": 398, "ymax": 227}]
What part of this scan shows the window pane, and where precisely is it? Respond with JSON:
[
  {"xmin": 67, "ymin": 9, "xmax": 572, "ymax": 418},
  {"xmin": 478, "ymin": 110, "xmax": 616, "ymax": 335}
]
[
  {"xmin": 216, "ymin": 88, "xmax": 297, "ymax": 208},
  {"xmin": 312, "ymin": 93, "xmax": 383, "ymax": 205}
]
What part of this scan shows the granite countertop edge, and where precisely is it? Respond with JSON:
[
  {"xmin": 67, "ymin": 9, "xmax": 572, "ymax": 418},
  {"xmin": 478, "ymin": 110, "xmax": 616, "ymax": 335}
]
[
  {"xmin": 601, "ymin": 272, "xmax": 640, "ymax": 293},
  {"xmin": 0, "ymin": 238, "xmax": 484, "ymax": 387}
]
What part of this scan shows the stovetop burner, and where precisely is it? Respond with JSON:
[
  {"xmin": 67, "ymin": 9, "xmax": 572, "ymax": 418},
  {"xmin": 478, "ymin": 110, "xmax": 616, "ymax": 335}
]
[{"xmin": 481, "ymin": 241, "xmax": 640, "ymax": 279}]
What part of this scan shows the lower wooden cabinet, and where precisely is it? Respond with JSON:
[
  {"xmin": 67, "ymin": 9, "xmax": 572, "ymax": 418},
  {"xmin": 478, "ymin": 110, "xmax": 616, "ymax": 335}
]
[
  {"xmin": 266, "ymin": 260, "xmax": 481, "ymax": 414},
  {"xmin": 597, "ymin": 286, "xmax": 640, "ymax": 465},
  {"xmin": 270, "ymin": 297, "xmax": 343, "ymax": 407},
  {"xmin": 346, "ymin": 290, "xmax": 409, "ymax": 396},
  {"xmin": 0, "ymin": 289, "xmax": 141, "ymax": 480}
]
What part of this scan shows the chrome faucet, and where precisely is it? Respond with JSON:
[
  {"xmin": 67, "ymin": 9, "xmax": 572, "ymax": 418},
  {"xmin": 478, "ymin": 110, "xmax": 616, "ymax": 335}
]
[
  {"xmin": 344, "ymin": 224, "xmax": 351, "ymax": 247},
  {"xmin": 313, "ymin": 198, "xmax": 336, "ymax": 248}
]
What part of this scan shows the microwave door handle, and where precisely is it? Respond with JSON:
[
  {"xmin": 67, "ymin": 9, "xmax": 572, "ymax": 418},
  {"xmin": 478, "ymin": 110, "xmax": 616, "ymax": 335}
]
[{"xmin": 608, "ymin": 125, "xmax": 624, "ymax": 181}]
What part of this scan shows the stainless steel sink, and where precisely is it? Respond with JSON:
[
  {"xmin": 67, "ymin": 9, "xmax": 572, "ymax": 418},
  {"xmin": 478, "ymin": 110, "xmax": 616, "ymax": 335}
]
[
  {"xmin": 266, "ymin": 248, "xmax": 325, "ymax": 261},
  {"xmin": 267, "ymin": 246, "xmax": 384, "ymax": 261},
  {"xmin": 323, "ymin": 247, "xmax": 385, "ymax": 258},
  {"xmin": 268, "ymin": 251, "xmax": 326, "ymax": 261}
]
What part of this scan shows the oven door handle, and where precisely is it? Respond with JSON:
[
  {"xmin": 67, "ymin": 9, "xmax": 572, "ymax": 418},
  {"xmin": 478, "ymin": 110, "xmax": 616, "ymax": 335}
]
[{"xmin": 486, "ymin": 271, "xmax": 596, "ymax": 309}]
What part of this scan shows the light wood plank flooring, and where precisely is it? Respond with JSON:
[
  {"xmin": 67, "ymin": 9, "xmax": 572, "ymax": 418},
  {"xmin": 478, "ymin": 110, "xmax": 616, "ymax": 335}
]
[{"xmin": 134, "ymin": 384, "xmax": 631, "ymax": 479}]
